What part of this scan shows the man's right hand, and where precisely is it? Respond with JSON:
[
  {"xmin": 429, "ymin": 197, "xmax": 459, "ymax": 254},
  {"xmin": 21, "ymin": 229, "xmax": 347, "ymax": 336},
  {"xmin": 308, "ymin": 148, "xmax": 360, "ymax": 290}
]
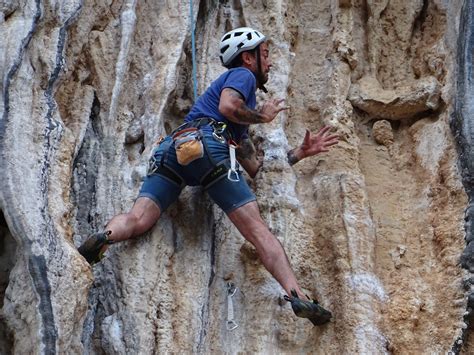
[
  {"xmin": 259, "ymin": 98, "xmax": 289, "ymax": 123},
  {"xmin": 219, "ymin": 88, "xmax": 288, "ymax": 125}
]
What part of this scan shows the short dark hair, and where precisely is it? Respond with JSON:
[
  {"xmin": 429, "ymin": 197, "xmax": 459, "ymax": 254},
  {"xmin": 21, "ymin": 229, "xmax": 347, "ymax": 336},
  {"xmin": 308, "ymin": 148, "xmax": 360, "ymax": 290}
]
[{"xmin": 225, "ymin": 46, "xmax": 259, "ymax": 69}]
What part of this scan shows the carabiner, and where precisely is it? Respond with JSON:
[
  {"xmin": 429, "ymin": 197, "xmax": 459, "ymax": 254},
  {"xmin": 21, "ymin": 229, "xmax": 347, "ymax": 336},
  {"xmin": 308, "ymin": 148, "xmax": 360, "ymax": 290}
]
[
  {"xmin": 226, "ymin": 319, "xmax": 238, "ymax": 331},
  {"xmin": 212, "ymin": 131, "xmax": 226, "ymax": 143},
  {"xmin": 227, "ymin": 169, "xmax": 240, "ymax": 182}
]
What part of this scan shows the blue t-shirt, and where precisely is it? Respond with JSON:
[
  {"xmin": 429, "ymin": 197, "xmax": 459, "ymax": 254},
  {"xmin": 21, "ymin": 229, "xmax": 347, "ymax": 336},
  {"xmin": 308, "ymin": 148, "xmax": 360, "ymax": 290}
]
[{"xmin": 184, "ymin": 67, "xmax": 257, "ymax": 142}]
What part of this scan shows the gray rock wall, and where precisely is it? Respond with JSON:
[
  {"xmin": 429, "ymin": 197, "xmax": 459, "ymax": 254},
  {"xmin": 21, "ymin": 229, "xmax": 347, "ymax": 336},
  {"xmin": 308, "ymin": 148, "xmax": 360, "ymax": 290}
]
[
  {"xmin": 0, "ymin": 0, "xmax": 471, "ymax": 353},
  {"xmin": 452, "ymin": 0, "xmax": 474, "ymax": 352}
]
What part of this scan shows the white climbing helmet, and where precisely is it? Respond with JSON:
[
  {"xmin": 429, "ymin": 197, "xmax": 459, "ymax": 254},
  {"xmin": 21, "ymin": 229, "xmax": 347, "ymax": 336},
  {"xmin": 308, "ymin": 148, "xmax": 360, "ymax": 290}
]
[{"xmin": 219, "ymin": 27, "xmax": 266, "ymax": 67}]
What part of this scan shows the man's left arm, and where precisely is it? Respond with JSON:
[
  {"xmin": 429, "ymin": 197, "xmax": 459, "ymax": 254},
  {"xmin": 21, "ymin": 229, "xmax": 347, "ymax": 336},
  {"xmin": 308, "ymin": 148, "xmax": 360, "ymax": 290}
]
[
  {"xmin": 236, "ymin": 137, "xmax": 261, "ymax": 178},
  {"xmin": 287, "ymin": 126, "xmax": 339, "ymax": 166},
  {"xmin": 237, "ymin": 126, "xmax": 338, "ymax": 177}
]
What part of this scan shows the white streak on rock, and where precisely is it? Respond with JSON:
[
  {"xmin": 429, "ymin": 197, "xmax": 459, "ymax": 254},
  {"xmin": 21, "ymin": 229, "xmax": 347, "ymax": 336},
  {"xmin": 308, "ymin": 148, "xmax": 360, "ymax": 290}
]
[
  {"xmin": 107, "ymin": 0, "xmax": 137, "ymax": 134},
  {"xmin": 347, "ymin": 273, "xmax": 388, "ymax": 302}
]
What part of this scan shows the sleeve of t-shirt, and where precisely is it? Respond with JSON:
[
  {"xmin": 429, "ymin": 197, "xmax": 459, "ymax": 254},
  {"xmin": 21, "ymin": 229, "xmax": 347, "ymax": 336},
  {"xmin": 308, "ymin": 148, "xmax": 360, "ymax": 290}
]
[{"xmin": 222, "ymin": 68, "xmax": 256, "ymax": 102}]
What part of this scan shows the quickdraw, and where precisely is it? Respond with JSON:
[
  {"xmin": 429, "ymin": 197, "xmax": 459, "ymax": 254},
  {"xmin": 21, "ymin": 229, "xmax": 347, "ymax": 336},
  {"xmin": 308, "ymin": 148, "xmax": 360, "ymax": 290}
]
[
  {"xmin": 227, "ymin": 141, "xmax": 240, "ymax": 182},
  {"xmin": 226, "ymin": 282, "xmax": 238, "ymax": 331}
]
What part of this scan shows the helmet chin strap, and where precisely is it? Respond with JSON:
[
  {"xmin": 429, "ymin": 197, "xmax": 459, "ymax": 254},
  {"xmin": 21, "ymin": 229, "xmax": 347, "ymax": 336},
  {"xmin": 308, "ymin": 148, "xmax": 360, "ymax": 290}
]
[{"xmin": 255, "ymin": 45, "xmax": 268, "ymax": 93}]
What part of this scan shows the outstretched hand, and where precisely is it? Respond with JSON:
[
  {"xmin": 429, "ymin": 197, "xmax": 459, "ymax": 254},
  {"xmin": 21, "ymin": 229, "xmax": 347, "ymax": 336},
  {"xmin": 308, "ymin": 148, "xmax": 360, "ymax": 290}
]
[
  {"xmin": 287, "ymin": 126, "xmax": 339, "ymax": 166},
  {"xmin": 300, "ymin": 126, "xmax": 339, "ymax": 158}
]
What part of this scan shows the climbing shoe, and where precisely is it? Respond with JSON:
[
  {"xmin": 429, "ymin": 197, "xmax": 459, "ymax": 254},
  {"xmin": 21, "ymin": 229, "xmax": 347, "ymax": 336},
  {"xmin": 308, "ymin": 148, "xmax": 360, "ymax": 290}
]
[
  {"xmin": 78, "ymin": 231, "xmax": 113, "ymax": 265},
  {"xmin": 284, "ymin": 289, "xmax": 332, "ymax": 326}
]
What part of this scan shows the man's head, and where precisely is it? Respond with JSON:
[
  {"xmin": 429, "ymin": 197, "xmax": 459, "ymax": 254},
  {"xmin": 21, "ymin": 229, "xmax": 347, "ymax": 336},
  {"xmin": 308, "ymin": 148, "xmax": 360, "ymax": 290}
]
[{"xmin": 219, "ymin": 27, "xmax": 272, "ymax": 90}]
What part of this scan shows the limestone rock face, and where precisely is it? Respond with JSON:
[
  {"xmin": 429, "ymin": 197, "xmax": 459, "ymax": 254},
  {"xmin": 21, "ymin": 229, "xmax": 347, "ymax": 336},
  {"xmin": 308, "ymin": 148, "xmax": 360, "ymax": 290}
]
[{"xmin": 0, "ymin": 0, "xmax": 472, "ymax": 354}]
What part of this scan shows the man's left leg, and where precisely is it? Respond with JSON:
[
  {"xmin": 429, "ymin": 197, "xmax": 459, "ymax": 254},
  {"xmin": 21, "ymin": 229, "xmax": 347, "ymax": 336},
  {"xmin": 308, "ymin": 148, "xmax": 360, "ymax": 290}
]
[
  {"xmin": 227, "ymin": 201, "xmax": 307, "ymax": 300},
  {"xmin": 227, "ymin": 201, "xmax": 332, "ymax": 325},
  {"xmin": 201, "ymin": 135, "xmax": 331, "ymax": 324}
]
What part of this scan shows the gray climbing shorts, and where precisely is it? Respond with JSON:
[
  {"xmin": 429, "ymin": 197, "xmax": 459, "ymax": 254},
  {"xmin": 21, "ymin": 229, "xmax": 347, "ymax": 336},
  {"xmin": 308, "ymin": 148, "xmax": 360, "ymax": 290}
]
[{"xmin": 138, "ymin": 129, "xmax": 256, "ymax": 213}]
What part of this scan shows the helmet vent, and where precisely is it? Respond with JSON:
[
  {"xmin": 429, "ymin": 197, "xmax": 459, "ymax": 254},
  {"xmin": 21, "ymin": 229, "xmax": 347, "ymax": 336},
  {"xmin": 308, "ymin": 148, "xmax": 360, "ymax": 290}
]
[
  {"xmin": 223, "ymin": 34, "xmax": 231, "ymax": 41},
  {"xmin": 234, "ymin": 32, "xmax": 243, "ymax": 36},
  {"xmin": 220, "ymin": 44, "xmax": 229, "ymax": 54},
  {"xmin": 254, "ymin": 31, "xmax": 261, "ymax": 38},
  {"xmin": 247, "ymin": 33, "xmax": 252, "ymax": 40}
]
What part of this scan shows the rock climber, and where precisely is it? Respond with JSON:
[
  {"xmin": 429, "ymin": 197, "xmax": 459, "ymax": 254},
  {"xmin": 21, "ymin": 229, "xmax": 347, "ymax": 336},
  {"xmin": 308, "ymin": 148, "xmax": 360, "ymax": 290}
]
[{"xmin": 78, "ymin": 27, "xmax": 339, "ymax": 326}]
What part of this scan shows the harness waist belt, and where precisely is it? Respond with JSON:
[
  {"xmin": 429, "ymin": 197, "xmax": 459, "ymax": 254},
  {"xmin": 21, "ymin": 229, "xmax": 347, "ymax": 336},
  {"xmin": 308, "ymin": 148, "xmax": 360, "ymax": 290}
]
[
  {"xmin": 175, "ymin": 117, "xmax": 234, "ymax": 141},
  {"xmin": 173, "ymin": 117, "xmax": 217, "ymax": 134}
]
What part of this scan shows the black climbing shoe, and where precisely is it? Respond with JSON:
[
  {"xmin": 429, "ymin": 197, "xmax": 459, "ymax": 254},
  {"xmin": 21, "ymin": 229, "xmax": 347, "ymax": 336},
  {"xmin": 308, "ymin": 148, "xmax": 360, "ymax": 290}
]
[
  {"xmin": 284, "ymin": 289, "xmax": 332, "ymax": 326},
  {"xmin": 78, "ymin": 231, "xmax": 113, "ymax": 265}
]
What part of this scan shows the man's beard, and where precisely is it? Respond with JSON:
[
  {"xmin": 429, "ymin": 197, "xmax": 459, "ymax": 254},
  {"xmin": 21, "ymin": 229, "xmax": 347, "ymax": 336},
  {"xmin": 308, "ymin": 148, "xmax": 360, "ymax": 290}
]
[{"xmin": 257, "ymin": 72, "xmax": 269, "ymax": 93}]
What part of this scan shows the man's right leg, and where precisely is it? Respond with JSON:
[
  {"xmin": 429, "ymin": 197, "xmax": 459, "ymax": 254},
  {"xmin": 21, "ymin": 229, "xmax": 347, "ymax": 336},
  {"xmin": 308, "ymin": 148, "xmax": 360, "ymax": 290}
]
[
  {"xmin": 78, "ymin": 197, "xmax": 161, "ymax": 264},
  {"xmin": 78, "ymin": 135, "xmax": 184, "ymax": 264},
  {"xmin": 106, "ymin": 197, "xmax": 161, "ymax": 242}
]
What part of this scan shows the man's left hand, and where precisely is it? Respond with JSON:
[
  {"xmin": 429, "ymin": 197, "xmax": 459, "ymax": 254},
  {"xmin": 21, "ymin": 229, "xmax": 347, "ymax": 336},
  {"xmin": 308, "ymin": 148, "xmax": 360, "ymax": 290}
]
[
  {"xmin": 288, "ymin": 126, "xmax": 339, "ymax": 165},
  {"xmin": 300, "ymin": 126, "xmax": 339, "ymax": 158}
]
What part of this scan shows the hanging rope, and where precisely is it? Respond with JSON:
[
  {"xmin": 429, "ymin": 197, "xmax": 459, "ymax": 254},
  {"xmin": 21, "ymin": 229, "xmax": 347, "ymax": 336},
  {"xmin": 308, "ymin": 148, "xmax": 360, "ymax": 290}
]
[{"xmin": 189, "ymin": 0, "xmax": 198, "ymax": 102}]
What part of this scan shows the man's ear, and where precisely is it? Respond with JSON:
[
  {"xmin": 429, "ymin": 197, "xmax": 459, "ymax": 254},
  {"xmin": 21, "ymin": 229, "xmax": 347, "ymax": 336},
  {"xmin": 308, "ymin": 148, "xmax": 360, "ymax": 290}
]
[{"xmin": 241, "ymin": 51, "xmax": 254, "ymax": 66}]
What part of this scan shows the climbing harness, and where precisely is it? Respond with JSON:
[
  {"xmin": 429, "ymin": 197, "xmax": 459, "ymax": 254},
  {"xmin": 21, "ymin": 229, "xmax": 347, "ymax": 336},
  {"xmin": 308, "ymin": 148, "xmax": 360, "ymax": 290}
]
[
  {"xmin": 148, "ymin": 117, "xmax": 242, "ymax": 187},
  {"xmin": 147, "ymin": 144, "xmax": 184, "ymax": 186},
  {"xmin": 226, "ymin": 282, "xmax": 239, "ymax": 331},
  {"xmin": 147, "ymin": 118, "xmax": 214, "ymax": 183},
  {"xmin": 200, "ymin": 163, "xmax": 228, "ymax": 188},
  {"xmin": 173, "ymin": 118, "xmax": 242, "ymax": 186}
]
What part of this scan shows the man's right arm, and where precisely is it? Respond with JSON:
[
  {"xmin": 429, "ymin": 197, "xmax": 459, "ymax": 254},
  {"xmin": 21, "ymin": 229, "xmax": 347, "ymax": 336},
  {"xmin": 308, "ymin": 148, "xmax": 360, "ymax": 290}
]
[{"xmin": 219, "ymin": 88, "xmax": 287, "ymax": 125}]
